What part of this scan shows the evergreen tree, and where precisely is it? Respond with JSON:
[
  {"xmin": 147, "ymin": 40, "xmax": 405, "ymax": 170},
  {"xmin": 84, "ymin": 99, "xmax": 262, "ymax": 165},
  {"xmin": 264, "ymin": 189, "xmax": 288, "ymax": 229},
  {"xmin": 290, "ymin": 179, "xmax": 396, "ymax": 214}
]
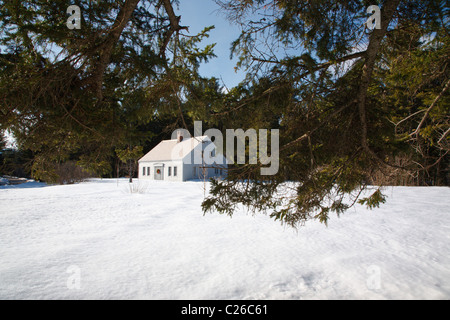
[
  {"xmin": 116, "ymin": 146, "xmax": 143, "ymax": 182},
  {"xmin": 1, "ymin": 0, "xmax": 447, "ymax": 228},
  {"xmin": 0, "ymin": 0, "xmax": 216, "ymax": 182},
  {"xmin": 377, "ymin": 5, "xmax": 449, "ymax": 185},
  {"xmin": 202, "ymin": 0, "xmax": 449, "ymax": 227}
]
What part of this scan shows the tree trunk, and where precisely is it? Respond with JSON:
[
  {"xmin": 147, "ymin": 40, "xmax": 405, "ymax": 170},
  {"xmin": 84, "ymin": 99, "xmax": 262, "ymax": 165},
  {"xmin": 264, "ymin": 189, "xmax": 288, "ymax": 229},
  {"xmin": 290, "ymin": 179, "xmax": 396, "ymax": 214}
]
[{"xmin": 357, "ymin": 0, "xmax": 401, "ymax": 155}]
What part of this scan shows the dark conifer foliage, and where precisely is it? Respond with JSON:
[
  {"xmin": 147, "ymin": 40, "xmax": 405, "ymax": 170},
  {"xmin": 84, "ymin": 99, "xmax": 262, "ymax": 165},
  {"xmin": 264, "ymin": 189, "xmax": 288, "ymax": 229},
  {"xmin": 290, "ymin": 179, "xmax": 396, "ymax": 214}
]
[
  {"xmin": 202, "ymin": 0, "xmax": 449, "ymax": 227},
  {"xmin": 0, "ymin": 0, "xmax": 216, "ymax": 182},
  {"xmin": 0, "ymin": 1, "xmax": 448, "ymax": 227}
]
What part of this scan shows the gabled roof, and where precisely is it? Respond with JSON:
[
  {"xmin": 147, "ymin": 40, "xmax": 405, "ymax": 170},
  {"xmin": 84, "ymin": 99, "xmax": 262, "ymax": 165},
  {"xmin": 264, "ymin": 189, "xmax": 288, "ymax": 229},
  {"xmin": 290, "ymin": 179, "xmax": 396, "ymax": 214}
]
[{"xmin": 139, "ymin": 136, "xmax": 209, "ymax": 162}]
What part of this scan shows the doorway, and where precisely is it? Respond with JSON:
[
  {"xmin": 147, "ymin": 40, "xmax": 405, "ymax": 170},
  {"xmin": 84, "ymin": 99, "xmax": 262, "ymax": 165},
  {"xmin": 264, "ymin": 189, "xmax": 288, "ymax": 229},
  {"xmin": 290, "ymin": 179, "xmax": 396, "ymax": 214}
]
[{"xmin": 154, "ymin": 166, "xmax": 164, "ymax": 180}]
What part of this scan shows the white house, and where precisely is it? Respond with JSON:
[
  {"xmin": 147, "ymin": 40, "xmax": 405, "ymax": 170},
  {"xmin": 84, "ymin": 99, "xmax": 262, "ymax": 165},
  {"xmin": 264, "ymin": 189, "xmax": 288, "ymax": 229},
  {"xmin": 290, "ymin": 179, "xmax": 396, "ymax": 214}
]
[{"xmin": 138, "ymin": 133, "xmax": 228, "ymax": 182}]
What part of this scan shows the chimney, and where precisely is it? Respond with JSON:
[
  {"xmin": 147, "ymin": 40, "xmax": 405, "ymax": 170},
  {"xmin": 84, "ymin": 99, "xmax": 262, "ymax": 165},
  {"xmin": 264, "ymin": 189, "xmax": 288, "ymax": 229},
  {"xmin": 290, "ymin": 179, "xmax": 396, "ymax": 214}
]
[{"xmin": 177, "ymin": 130, "xmax": 184, "ymax": 143}]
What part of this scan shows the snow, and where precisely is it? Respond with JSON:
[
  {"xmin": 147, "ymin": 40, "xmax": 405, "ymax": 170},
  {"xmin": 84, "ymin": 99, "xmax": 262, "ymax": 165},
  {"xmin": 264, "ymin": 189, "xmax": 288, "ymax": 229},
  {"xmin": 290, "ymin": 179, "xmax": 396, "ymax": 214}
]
[{"xmin": 0, "ymin": 179, "xmax": 449, "ymax": 300}]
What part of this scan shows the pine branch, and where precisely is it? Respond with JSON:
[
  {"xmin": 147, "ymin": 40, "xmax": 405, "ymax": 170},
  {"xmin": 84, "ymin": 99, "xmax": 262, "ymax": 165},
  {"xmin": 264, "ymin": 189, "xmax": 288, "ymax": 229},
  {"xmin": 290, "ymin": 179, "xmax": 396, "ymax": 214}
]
[
  {"xmin": 159, "ymin": 0, "xmax": 189, "ymax": 60},
  {"xmin": 89, "ymin": 0, "xmax": 141, "ymax": 101}
]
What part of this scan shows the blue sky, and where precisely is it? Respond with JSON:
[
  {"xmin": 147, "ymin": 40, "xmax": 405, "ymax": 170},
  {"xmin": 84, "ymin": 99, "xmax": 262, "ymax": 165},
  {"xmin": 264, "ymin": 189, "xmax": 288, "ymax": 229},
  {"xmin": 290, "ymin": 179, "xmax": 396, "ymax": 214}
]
[{"xmin": 176, "ymin": 0, "xmax": 246, "ymax": 89}]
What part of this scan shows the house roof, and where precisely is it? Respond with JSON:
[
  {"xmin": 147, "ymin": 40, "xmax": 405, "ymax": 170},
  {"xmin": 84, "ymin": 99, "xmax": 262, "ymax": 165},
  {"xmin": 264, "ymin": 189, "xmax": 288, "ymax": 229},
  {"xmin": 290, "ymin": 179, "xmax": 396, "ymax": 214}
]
[{"xmin": 139, "ymin": 136, "xmax": 209, "ymax": 162}]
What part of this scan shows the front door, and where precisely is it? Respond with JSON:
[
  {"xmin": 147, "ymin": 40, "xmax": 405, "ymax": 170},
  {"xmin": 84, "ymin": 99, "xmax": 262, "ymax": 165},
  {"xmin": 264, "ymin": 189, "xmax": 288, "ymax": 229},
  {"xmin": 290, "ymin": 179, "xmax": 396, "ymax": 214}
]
[{"xmin": 154, "ymin": 166, "xmax": 164, "ymax": 180}]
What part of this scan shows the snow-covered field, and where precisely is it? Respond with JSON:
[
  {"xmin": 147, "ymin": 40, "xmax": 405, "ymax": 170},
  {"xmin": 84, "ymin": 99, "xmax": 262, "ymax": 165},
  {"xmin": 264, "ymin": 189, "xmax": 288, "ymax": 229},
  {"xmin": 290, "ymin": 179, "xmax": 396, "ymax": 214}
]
[{"xmin": 0, "ymin": 179, "xmax": 449, "ymax": 300}]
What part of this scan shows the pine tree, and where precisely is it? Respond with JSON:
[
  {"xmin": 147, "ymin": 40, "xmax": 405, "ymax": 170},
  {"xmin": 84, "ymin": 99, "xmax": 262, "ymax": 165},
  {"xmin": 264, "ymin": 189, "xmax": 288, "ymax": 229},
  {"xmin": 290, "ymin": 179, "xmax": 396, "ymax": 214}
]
[
  {"xmin": 202, "ymin": 0, "xmax": 449, "ymax": 227},
  {"xmin": 116, "ymin": 146, "xmax": 143, "ymax": 183},
  {"xmin": 0, "ymin": 0, "xmax": 216, "ymax": 182}
]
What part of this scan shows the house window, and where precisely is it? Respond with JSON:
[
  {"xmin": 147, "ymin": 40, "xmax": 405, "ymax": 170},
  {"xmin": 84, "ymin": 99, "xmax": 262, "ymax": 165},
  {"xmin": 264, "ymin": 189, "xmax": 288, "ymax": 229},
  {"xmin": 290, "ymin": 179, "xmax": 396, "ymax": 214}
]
[
  {"xmin": 215, "ymin": 168, "xmax": 219, "ymax": 175},
  {"xmin": 174, "ymin": 167, "xmax": 177, "ymax": 177},
  {"xmin": 168, "ymin": 167, "xmax": 172, "ymax": 176},
  {"xmin": 147, "ymin": 167, "xmax": 150, "ymax": 176},
  {"xmin": 211, "ymin": 150, "xmax": 215, "ymax": 157},
  {"xmin": 143, "ymin": 167, "xmax": 146, "ymax": 176}
]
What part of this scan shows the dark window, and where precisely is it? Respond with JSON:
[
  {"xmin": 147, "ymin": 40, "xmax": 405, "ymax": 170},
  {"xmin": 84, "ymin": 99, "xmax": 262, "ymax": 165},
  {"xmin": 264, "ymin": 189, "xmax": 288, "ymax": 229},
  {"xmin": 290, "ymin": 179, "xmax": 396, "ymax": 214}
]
[
  {"xmin": 168, "ymin": 167, "xmax": 172, "ymax": 176},
  {"xmin": 174, "ymin": 167, "xmax": 177, "ymax": 176},
  {"xmin": 147, "ymin": 167, "xmax": 150, "ymax": 176},
  {"xmin": 143, "ymin": 167, "xmax": 146, "ymax": 176}
]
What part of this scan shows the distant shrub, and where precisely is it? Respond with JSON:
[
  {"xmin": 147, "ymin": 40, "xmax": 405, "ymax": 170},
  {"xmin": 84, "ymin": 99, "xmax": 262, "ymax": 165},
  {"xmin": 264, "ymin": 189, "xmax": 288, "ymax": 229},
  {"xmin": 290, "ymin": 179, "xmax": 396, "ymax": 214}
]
[{"xmin": 127, "ymin": 181, "xmax": 148, "ymax": 194}]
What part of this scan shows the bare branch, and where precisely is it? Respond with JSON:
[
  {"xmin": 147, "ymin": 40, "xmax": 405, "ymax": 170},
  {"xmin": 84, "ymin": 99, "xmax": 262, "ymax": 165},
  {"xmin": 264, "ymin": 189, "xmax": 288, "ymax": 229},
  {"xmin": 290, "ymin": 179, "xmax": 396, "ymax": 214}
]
[
  {"xmin": 438, "ymin": 127, "xmax": 450, "ymax": 146},
  {"xmin": 160, "ymin": 0, "xmax": 189, "ymax": 60},
  {"xmin": 411, "ymin": 78, "xmax": 450, "ymax": 138}
]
